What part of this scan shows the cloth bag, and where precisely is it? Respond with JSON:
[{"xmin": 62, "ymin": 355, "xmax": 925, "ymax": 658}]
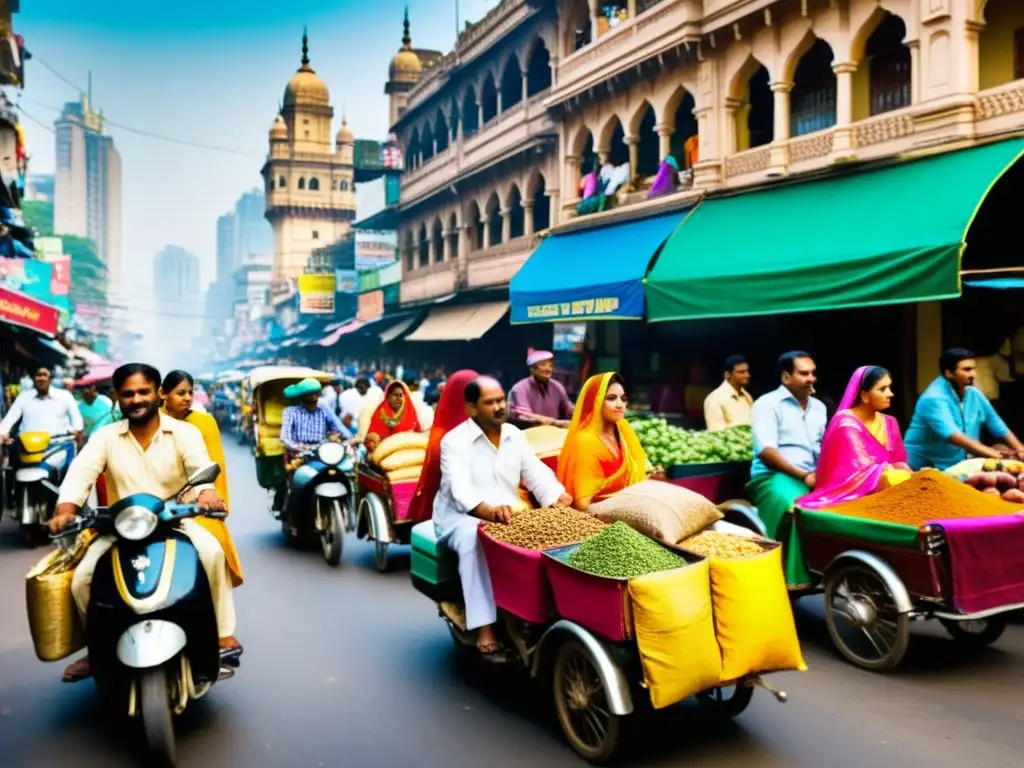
[
  {"xmin": 26, "ymin": 531, "xmax": 97, "ymax": 662},
  {"xmin": 588, "ymin": 480, "xmax": 722, "ymax": 544}
]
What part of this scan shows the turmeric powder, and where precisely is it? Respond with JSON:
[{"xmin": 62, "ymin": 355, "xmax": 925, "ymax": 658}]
[{"xmin": 826, "ymin": 469, "xmax": 1024, "ymax": 527}]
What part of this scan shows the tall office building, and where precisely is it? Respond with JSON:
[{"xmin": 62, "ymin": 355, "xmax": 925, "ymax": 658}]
[
  {"xmin": 53, "ymin": 93, "xmax": 122, "ymax": 289},
  {"xmin": 154, "ymin": 245, "xmax": 200, "ymax": 348},
  {"xmin": 216, "ymin": 212, "xmax": 236, "ymax": 283},
  {"xmin": 234, "ymin": 189, "xmax": 273, "ymax": 268}
]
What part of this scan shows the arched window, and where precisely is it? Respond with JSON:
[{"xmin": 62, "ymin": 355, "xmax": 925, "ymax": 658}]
[
  {"xmin": 418, "ymin": 223, "xmax": 429, "ymax": 267},
  {"xmin": 278, "ymin": 175, "xmax": 286, "ymax": 188},
  {"xmin": 481, "ymin": 74, "xmax": 499, "ymax": 123},
  {"xmin": 340, "ymin": 180, "xmax": 349, "ymax": 191},
  {"xmin": 634, "ymin": 104, "xmax": 659, "ymax": 177},
  {"xmin": 867, "ymin": 14, "xmax": 911, "ymax": 116},
  {"xmin": 501, "ymin": 55, "xmax": 523, "ymax": 110},
  {"xmin": 298, "ymin": 177, "xmax": 306, "ymax": 190},
  {"xmin": 532, "ymin": 176, "xmax": 551, "ymax": 233},
  {"xmin": 507, "ymin": 185, "xmax": 524, "ymax": 239},
  {"xmin": 791, "ymin": 39, "xmax": 837, "ymax": 137},
  {"xmin": 462, "ymin": 88, "xmax": 480, "ymax": 138},
  {"xmin": 309, "ymin": 178, "xmax": 320, "ymax": 191},
  {"xmin": 526, "ymin": 41, "xmax": 552, "ymax": 96}
]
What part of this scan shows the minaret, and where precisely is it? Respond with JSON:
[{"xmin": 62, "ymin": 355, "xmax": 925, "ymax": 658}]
[{"xmin": 385, "ymin": 7, "xmax": 422, "ymax": 127}]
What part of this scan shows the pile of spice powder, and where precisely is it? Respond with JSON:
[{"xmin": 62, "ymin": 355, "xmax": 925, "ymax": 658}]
[{"xmin": 826, "ymin": 469, "xmax": 1024, "ymax": 527}]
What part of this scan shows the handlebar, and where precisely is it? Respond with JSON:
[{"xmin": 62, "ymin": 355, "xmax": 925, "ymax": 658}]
[{"xmin": 49, "ymin": 503, "xmax": 227, "ymax": 541}]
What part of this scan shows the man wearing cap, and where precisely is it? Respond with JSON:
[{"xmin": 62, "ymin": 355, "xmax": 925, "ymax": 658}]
[
  {"xmin": 508, "ymin": 350, "xmax": 575, "ymax": 429},
  {"xmin": 274, "ymin": 378, "xmax": 348, "ymax": 513}
]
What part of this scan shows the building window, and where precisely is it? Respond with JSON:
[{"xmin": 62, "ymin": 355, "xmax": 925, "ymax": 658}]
[
  {"xmin": 312, "ymin": 230, "xmax": 319, "ymax": 240},
  {"xmin": 340, "ymin": 180, "xmax": 349, "ymax": 191},
  {"xmin": 298, "ymin": 178, "xmax": 306, "ymax": 190},
  {"xmin": 278, "ymin": 175, "xmax": 286, "ymax": 188},
  {"xmin": 1016, "ymin": 29, "xmax": 1024, "ymax": 80},
  {"xmin": 332, "ymin": 180, "xmax": 337, "ymax": 190},
  {"xmin": 309, "ymin": 177, "xmax": 320, "ymax": 191}
]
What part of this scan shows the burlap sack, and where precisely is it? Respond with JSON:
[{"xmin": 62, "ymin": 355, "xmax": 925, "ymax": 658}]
[
  {"xmin": 588, "ymin": 480, "xmax": 723, "ymax": 544},
  {"xmin": 381, "ymin": 448, "xmax": 427, "ymax": 472},
  {"xmin": 371, "ymin": 431, "xmax": 429, "ymax": 464}
]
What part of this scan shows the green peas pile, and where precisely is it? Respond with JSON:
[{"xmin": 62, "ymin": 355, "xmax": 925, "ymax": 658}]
[{"xmin": 568, "ymin": 522, "xmax": 684, "ymax": 579}]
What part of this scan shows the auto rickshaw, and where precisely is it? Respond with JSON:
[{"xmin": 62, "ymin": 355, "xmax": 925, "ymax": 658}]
[{"xmin": 248, "ymin": 365, "xmax": 336, "ymax": 514}]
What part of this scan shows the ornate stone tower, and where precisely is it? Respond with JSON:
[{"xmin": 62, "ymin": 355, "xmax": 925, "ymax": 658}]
[
  {"xmin": 262, "ymin": 31, "xmax": 357, "ymax": 283},
  {"xmin": 385, "ymin": 8, "xmax": 422, "ymax": 127}
]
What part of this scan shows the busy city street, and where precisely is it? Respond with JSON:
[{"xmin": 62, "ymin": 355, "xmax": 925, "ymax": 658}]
[{"xmin": 0, "ymin": 442, "xmax": 1023, "ymax": 767}]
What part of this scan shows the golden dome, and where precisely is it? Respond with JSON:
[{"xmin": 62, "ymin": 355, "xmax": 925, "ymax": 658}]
[
  {"xmin": 336, "ymin": 116, "xmax": 354, "ymax": 144},
  {"xmin": 389, "ymin": 9, "xmax": 421, "ymax": 83},
  {"xmin": 284, "ymin": 31, "xmax": 330, "ymax": 108},
  {"xmin": 269, "ymin": 115, "xmax": 288, "ymax": 140}
]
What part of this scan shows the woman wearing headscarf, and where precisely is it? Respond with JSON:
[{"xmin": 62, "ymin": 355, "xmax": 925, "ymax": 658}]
[
  {"xmin": 407, "ymin": 369, "xmax": 480, "ymax": 523},
  {"xmin": 363, "ymin": 380, "xmax": 422, "ymax": 453},
  {"xmin": 161, "ymin": 370, "xmax": 244, "ymax": 586},
  {"xmin": 557, "ymin": 372, "xmax": 650, "ymax": 511},
  {"xmin": 799, "ymin": 366, "xmax": 911, "ymax": 510}
]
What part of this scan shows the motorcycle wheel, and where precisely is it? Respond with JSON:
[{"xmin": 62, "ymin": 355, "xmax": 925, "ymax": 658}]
[
  {"xmin": 320, "ymin": 498, "xmax": 344, "ymax": 567},
  {"xmin": 139, "ymin": 667, "xmax": 176, "ymax": 767}
]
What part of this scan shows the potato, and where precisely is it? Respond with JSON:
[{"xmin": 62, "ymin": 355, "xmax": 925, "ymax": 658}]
[
  {"xmin": 964, "ymin": 473, "xmax": 986, "ymax": 488},
  {"xmin": 981, "ymin": 487, "xmax": 1002, "ymax": 496},
  {"xmin": 1001, "ymin": 488, "xmax": 1024, "ymax": 504},
  {"xmin": 994, "ymin": 472, "xmax": 1019, "ymax": 491},
  {"xmin": 976, "ymin": 472, "xmax": 1000, "ymax": 488}
]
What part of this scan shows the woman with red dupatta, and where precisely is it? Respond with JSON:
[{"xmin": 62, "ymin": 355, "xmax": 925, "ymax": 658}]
[
  {"xmin": 557, "ymin": 372, "xmax": 650, "ymax": 511},
  {"xmin": 364, "ymin": 380, "xmax": 422, "ymax": 453},
  {"xmin": 799, "ymin": 366, "xmax": 912, "ymax": 509},
  {"xmin": 407, "ymin": 370, "xmax": 479, "ymax": 523}
]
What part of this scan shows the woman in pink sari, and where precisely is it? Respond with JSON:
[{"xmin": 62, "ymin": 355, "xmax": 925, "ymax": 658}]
[{"xmin": 800, "ymin": 366, "xmax": 912, "ymax": 509}]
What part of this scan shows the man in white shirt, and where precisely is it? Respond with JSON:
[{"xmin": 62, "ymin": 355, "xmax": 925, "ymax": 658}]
[
  {"xmin": 433, "ymin": 377, "xmax": 571, "ymax": 662},
  {"xmin": 339, "ymin": 377, "xmax": 370, "ymax": 422},
  {"xmin": 0, "ymin": 367, "xmax": 84, "ymax": 447},
  {"xmin": 319, "ymin": 378, "xmax": 341, "ymax": 415}
]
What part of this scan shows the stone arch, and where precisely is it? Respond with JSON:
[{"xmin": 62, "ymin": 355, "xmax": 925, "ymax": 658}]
[
  {"xmin": 297, "ymin": 177, "xmax": 306, "ymax": 190},
  {"xmin": 727, "ymin": 52, "xmax": 770, "ymax": 101},
  {"xmin": 277, "ymin": 175, "xmax": 286, "ymax": 188},
  {"xmin": 431, "ymin": 217, "xmax": 444, "ymax": 263},
  {"xmin": 465, "ymin": 199, "xmax": 483, "ymax": 250},
  {"xmin": 308, "ymin": 177, "xmax": 320, "ymax": 191},
  {"xmin": 407, "ymin": 126, "xmax": 421, "ymax": 170},
  {"xmin": 418, "ymin": 222, "xmax": 429, "ymax": 267},
  {"xmin": 434, "ymin": 107, "xmax": 450, "ymax": 153},
  {"xmin": 571, "ymin": 123, "xmax": 595, "ymax": 157},
  {"xmin": 525, "ymin": 167, "xmax": 547, "ymax": 201},
  {"xmin": 627, "ymin": 99, "xmax": 656, "ymax": 136},
  {"xmin": 630, "ymin": 102, "xmax": 660, "ymax": 177},
  {"xmin": 484, "ymin": 191, "xmax": 502, "ymax": 246},
  {"xmin": 507, "ymin": 183, "xmax": 525, "ymax": 239},
  {"xmin": 596, "ymin": 113, "xmax": 625, "ymax": 153},
  {"xmin": 461, "ymin": 86, "xmax": 480, "ymax": 138},
  {"xmin": 500, "ymin": 52, "xmax": 524, "ymax": 110},
  {"xmin": 481, "ymin": 71, "xmax": 499, "ymax": 123},
  {"xmin": 790, "ymin": 37, "xmax": 838, "ymax": 136},
  {"xmin": 403, "ymin": 230, "xmax": 415, "ymax": 271},
  {"xmin": 781, "ymin": 28, "xmax": 825, "ymax": 84},
  {"xmin": 525, "ymin": 38, "xmax": 553, "ymax": 96}
]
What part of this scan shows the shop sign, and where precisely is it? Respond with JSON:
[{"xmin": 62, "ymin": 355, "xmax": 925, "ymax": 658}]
[
  {"xmin": 0, "ymin": 284, "xmax": 59, "ymax": 336},
  {"xmin": 298, "ymin": 273, "xmax": 335, "ymax": 314},
  {"xmin": 0, "ymin": 257, "xmax": 54, "ymax": 305},
  {"xmin": 357, "ymin": 290, "xmax": 384, "ymax": 322},
  {"xmin": 525, "ymin": 296, "xmax": 624, "ymax": 321},
  {"xmin": 336, "ymin": 268, "xmax": 358, "ymax": 294}
]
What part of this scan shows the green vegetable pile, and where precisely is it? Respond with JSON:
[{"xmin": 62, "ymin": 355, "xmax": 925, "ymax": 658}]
[
  {"xmin": 568, "ymin": 522, "xmax": 684, "ymax": 579},
  {"xmin": 630, "ymin": 419, "xmax": 753, "ymax": 468}
]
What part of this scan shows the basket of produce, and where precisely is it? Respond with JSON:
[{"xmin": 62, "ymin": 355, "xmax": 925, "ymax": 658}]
[
  {"xmin": 629, "ymin": 420, "xmax": 752, "ymax": 471},
  {"xmin": 959, "ymin": 459, "xmax": 1024, "ymax": 504},
  {"xmin": 479, "ymin": 506, "xmax": 607, "ymax": 624},
  {"xmin": 543, "ymin": 522, "xmax": 693, "ymax": 642}
]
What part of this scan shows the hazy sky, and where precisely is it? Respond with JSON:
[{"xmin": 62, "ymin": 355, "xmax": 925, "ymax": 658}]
[{"xmin": 15, "ymin": 0, "xmax": 496, "ymax": 341}]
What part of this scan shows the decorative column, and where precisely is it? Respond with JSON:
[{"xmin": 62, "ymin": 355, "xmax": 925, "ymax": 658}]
[
  {"xmin": 724, "ymin": 97, "xmax": 742, "ymax": 155},
  {"xmin": 831, "ymin": 62, "xmax": 856, "ymax": 159},
  {"xmin": 442, "ymin": 229, "xmax": 453, "ymax": 262},
  {"xmin": 625, "ymin": 135, "xmax": 639, "ymax": 176},
  {"xmin": 500, "ymin": 208, "xmax": 511, "ymax": 244},
  {"xmin": 655, "ymin": 122, "xmax": 674, "ymax": 161},
  {"xmin": 769, "ymin": 81, "xmax": 793, "ymax": 174},
  {"xmin": 627, "ymin": 0, "xmax": 636, "ymax": 19},
  {"xmin": 482, "ymin": 216, "xmax": 492, "ymax": 249},
  {"xmin": 908, "ymin": 41, "xmax": 921, "ymax": 105},
  {"xmin": 521, "ymin": 67, "xmax": 530, "ymax": 104},
  {"xmin": 478, "ymin": 100, "xmax": 485, "ymax": 128},
  {"xmin": 427, "ymin": 234, "xmax": 437, "ymax": 265},
  {"xmin": 564, "ymin": 154, "xmax": 580, "ymax": 200},
  {"xmin": 523, "ymin": 200, "xmax": 535, "ymax": 237},
  {"xmin": 588, "ymin": 0, "xmax": 599, "ymax": 41}
]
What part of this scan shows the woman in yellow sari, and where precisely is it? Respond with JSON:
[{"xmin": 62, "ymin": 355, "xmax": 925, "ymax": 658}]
[
  {"xmin": 557, "ymin": 372, "xmax": 650, "ymax": 511},
  {"xmin": 161, "ymin": 370, "xmax": 244, "ymax": 587}
]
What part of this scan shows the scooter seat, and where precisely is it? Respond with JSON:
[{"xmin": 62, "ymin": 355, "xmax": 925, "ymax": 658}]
[{"xmin": 411, "ymin": 520, "xmax": 446, "ymax": 559}]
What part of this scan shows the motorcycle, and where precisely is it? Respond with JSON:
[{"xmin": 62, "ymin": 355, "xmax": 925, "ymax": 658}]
[
  {"xmin": 280, "ymin": 438, "xmax": 355, "ymax": 566},
  {"xmin": 7, "ymin": 431, "xmax": 75, "ymax": 546},
  {"xmin": 50, "ymin": 462, "xmax": 235, "ymax": 767}
]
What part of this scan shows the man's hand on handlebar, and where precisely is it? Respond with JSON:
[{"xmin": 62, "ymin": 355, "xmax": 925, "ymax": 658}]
[
  {"xmin": 197, "ymin": 489, "xmax": 226, "ymax": 513},
  {"xmin": 48, "ymin": 510, "xmax": 79, "ymax": 534}
]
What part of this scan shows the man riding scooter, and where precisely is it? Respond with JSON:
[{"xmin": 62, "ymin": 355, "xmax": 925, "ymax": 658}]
[
  {"xmin": 0, "ymin": 367, "xmax": 84, "ymax": 539},
  {"xmin": 48, "ymin": 363, "xmax": 242, "ymax": 682}
]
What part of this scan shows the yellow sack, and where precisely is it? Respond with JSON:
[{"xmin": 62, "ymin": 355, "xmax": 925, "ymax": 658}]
[
  {"xmin": 25, "ymin": 531, "xmax": 96, "ymax": 662},
  {"xmin": 381, "ymin": 448, "xmax": 426, "ymax": 473},
  {"xmin": 628, "ymin": 560, "xmax": 723, "ymax": 709},
  {"xmin": 387, "ymin": 465, "xmax": 422, "ymax": 483},
  {"xmin": 708, "ymin": 545, "xmax": 807, "ymax": 681},
  {"xmin": 372, "ymin": 432, "xmax": 429, "ymax": 464},
  {"xmin": 522, "ymin": 425, "xmax": 567, "ymax": 458}
]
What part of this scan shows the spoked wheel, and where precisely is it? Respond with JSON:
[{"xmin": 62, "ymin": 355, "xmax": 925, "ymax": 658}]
[
  {"xmin": 825, "ymin": 563, "xmax": 911, "ymax": 672},
  {"xmin": 697, "ymin": 681, "xmax": 754, "ymax": 718},
  {"xmin": 139, "ymin": 667, "xmax": 176, "ymax": 767},
  {"xmin": 319, "ymin": 499, "xmax": 344, "ymax": 567},
  {"xmin": 940, "ymin": 617, "xmax": 1007, "ymax": 647},
  {"xmin": 552, "ymin": 639, "xmax": 621, "ymax": 764},
  {"xmin": 346, "ymin": 494, "xmax": 357, "ymax": 533},
  {"xmin": 373, "ymin": 540, "xmax": 390, "ymax": 573}
]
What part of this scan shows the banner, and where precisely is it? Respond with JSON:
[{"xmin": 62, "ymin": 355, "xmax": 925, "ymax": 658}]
[
  {"xmin": 298, "ymin": 273, "xmax": 336, "ymax": 314},
  {"xmin": 357, "ymin": 290, "xmax": 384, "ymax": 323},
  {"xmin": 0, "ymin": 285, "xmax": 59, "ymax": 336},
  {"xmin": 335, "ymin": 269, "xmax": 358, "ymax": 294},
  {"xmin": 0, "ymin": 257, "xmax": 54, "ymax": 304}
]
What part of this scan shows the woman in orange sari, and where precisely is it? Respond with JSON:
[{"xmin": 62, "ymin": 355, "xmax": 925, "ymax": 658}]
[
  {"xmin": 364, "ymin": 380, "xmax": 422, "ymax": 453},
  {"xmin": 557, "ymin": 372, "xmax": 650, "ymax": 511}
]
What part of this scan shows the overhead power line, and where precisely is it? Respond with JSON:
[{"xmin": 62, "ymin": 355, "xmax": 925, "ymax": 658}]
[{"xmin": 24, "ymin": 54, "xmax": 263, "ymax": 157}]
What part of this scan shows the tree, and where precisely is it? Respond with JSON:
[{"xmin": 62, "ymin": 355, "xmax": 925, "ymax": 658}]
[
  {"xmin": 22, "ymin": 200, "xmax": 53, "ymax": 236},
  {"xmin": 62, "ymin": 236, "xmax": 108, "ymax": 307}
]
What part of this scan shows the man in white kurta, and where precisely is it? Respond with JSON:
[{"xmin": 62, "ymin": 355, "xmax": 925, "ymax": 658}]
[{"xmin": 433, "ymin": 377, "xmax": 569, "ymax": 656}]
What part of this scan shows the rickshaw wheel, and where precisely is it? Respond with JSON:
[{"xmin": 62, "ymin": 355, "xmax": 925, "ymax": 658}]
[
  {"xmin": 940, "ymin": 617, "xmax": 1007, "ymax": 647},
  {"xmin": 697, "ymin": 682, "xmax": 754, "ymax": 718},
  {"xmin": 373, "ymin": 540, "xmax": 390, "ymax": 573},
  {"xmin": 552, "ymin": 639, "xmax": 621, "ymax": 764},
  {"xmin": 825, "ymin": 562, "xmax": 910, "ymax": 672}
]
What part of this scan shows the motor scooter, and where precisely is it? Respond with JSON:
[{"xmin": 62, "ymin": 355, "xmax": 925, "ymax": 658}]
[
  {"xmin": 280, "ymin": 438, "xmax": 355, "ymax": 566},
  {"xmin": 8, "ymin": 431, "xmax": 75, "ymax": 546},
  {"xmin": 51, "ymin": 462, "xmax": 236, "ymax": 766}
]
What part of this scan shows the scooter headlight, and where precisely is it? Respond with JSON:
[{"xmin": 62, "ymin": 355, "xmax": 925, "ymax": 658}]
[
  {"xmin": 317, "ymin": 442, "xmax": 346, "ymax": 466},
  {"xmin": 114, "ymin": 506, "xmax": 158, "ymax": 540}
]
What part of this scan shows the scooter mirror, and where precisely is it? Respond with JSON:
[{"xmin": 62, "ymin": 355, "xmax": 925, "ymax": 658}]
[{"xmin": 187, "ymin": 463, "xmax": 221, "ymax": 488}]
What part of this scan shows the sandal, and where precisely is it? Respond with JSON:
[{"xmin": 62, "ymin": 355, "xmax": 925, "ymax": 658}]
[
  {"xmin": 63, "ymin": 658, "xmax": 91, "ymax": 683},
  {"xmin": 476, "ymin": 641, "xmax": 509, "ymax": 664}
]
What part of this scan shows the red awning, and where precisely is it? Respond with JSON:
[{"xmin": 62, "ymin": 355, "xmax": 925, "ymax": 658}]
[
  {"xmin": 0, "ymin": 285, "xmax": 59, "ymax": 337},
  {"xmin": 74, "ymin": 362, "xmax": 118, "ymax": 386}
]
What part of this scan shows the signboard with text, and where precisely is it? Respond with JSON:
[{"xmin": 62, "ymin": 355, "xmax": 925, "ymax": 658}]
[
  {"xmin": 357, "ymin": 290, "xmax": 384, "ymax": 323},
  {"xmin": 0, "ymin": 285, "xmax": 59, "ymax": 336},
  {"xmin": 298, "ymin": 273, "xmax": 336, "ymax": 314}
]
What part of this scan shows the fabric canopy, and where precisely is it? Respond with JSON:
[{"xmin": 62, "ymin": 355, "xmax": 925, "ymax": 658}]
[
  {"xmin": 378, "ymin": 315, "xmax": 418, "ymax": 343},
  {"xmin": 405, "ymin": 302, "xmax": 509, "ymax": 342},
  {"xmin": 318, "ymin": 319, "xmax": 364, "ymax": 347},
  {"xmin": 646, "ymin": 137, "xmax": 1024, "ymax": 322},
  {"xmin": 964, "ymin": 277, "xmax": 1024, "ymax": 290},
  {"xmin": 510, "ymin": 212, "xmax": 685, "ymax": 324}
]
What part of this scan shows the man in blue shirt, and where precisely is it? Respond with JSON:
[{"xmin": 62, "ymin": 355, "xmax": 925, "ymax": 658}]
[
  {"xmin": 747, "ymin": 351, "xmax": 827, "ymax": 587},
  {"xmin": 905, "ymin": 348, "xmax": 1023, "ymax": 470}
]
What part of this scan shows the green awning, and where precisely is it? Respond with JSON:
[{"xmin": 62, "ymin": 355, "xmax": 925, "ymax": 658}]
[{"xmin": 645, "ymin": 137, "xmax": 1024, "ymax": 322}]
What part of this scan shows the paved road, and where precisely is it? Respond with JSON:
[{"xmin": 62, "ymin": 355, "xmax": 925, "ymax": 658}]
[{"xmin": 2, "ymin": 442, "xmax": 1024, "ymax": 767}]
